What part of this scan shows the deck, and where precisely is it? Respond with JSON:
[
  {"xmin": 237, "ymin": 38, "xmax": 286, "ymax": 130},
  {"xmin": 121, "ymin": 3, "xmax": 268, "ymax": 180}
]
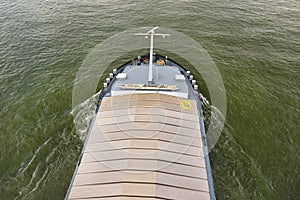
[{"xmin": 67, "ymin": 93, "xmax": 210, "ymax": 199}]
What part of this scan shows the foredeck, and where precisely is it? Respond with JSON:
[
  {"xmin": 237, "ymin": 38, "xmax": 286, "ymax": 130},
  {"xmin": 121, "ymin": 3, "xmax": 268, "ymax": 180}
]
[{"xmin": 67, "ymin": 93, "xmax": 210, "ymax": 199}]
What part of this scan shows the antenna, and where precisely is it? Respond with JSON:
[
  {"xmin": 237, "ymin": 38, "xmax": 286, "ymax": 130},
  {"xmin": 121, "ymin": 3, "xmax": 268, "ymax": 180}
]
[{"xmin": 134, "ymin": 27, "xmax": 170, "ymax": 84}]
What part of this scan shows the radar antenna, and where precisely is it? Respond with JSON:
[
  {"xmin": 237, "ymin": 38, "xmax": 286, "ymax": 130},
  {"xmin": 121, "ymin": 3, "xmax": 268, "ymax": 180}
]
[{"xmin": 134, "ymin": 27, "xmax": 170, "ymax": 84}]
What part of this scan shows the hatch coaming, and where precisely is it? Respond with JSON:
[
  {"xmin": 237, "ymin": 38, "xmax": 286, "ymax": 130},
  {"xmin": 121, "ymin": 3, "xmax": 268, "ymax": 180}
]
[{"xmin": 67, "ymin": 93, "xmax": 211, "ymax": 200}]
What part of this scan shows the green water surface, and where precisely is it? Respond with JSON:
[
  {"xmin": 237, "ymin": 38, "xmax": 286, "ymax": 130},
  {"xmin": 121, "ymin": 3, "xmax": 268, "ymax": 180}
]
[{"xmin": 0, "ymin": 0, "xmax": 299, "ymax": 199}]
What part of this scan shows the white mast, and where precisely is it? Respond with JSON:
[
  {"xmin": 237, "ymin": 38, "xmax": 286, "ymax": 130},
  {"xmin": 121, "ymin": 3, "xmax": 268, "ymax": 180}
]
[{"xmin": 134, "ymin": 27, "xmax": 170, "ymax": 84}]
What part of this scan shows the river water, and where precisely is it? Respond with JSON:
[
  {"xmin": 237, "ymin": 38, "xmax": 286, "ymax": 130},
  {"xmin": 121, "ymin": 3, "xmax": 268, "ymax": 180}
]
[{"xmin": 0, "ymin": 0, "xmax": 299, "ymax": 199}]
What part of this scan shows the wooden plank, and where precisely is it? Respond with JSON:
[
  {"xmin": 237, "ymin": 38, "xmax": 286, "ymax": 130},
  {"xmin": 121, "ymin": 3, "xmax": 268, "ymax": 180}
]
[
  {"xmin": 77, "ymin": 162, "xmax": 208, "ymax": 180},
  {"xmin": 88, "ymin": 130, "xmax": 201, "ymax": 145},
  {"xmin": 155, "ymin": 184, "xmax": 210, "ymax": 200},
  {"xmin": 98, "ymin": 114, "xmax": 200, "ymax": 130},
  {"xmin": 69, "ymin": 183, "xmax": 209, "ymax": 200},
  {"xmin": 98, "ymin": 107, "xmax": 199, "ymax": 122},
  {"xmin": 77, "ymin": 197, "xmax": 165, "ymax": 200},
  {"xmin": 68, "ymin": 183, "xmax": 155, "ymax": 199},
  {"xmin": 81, "ymin": 150, "xmax": 206, "ymax": 168},
  {"xmin": 156, "ymin": 172, "xmax": 209, "ymax": 192},
  {"xmin": 73, "ymin": 171, "xmax": 208, "ymax": 192},
  {"xmin": 99, "ymin": 96, "xmax": 198, "ymax": 115},
  {"xmin": 94, "ymin": 123, "xmax": 201, "ymax": 137},
  {"xmin": 85, "ymin": 140, "xmax": 203, "ymax": 157},
  {"xmin": 87, "ymin": 131, "xmax": 202, "ymax": 147}
]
